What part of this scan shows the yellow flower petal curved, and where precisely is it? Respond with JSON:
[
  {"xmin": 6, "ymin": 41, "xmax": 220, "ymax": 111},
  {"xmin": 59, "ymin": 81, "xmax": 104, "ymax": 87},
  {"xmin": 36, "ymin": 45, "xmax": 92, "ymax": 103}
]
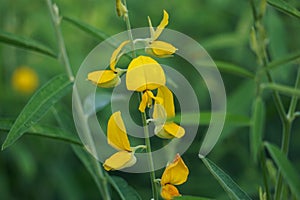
[
  {"xmin": 139, "ymin": 90, "xmax": 163, "ymax": 113},
  {"xmin": 155, "ymin": 122, "xmax": 185, "ymax": 139},
  {"xmin": 110, "ymin": 40, "xmax": 130, "ymax": 71},
  {"xmin": 87, "ymin": 70, "xmax": 120, "ymax": 88},
  {"xmin": 107, "ymin": 111, "xmax": 131, "ymax": 152},
  {"xmin": 153, "ymin": 10, "xmax": 169, "ymax": 40},
  {"xmin": 161, "ymin": 154, "xmax": 189, "ymax": 186},
  {"xmin": 149, "ymin": 41, "xmax": 177, "ymax": 57},
  {"xmin": 153, "ymin": 86, "xmax": 175, "ymax": 118},
  {"xmin": 161, "ymin": 184, "xmax": 180, "ymax": 200},
  {"xmin": 103, "ymin": 151, "xmax": 136, "ymax": 171},
  {"xmin": 126, "ymin": 56, "xmax": 166, "ymax": 91}
]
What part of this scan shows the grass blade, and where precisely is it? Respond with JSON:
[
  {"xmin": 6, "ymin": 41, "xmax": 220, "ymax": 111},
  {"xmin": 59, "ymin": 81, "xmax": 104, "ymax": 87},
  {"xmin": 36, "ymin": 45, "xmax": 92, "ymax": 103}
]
[
  {"xmin": 200, "ymin": 157, "xmax": 252, "ymax": 200},
  {"xmin": 214, "ymin": 61, "xmax": 254, "ymax": 79},
  {"xmin": 0, "ymin": 119, "xmax": 82, "ymax": 146},
  {"xmin": 262, "ymin": 83, "xmax": 300, "ymax": 97},
  {"xmin": 265, "ymin": 142, "xmax": 300, "ymax": 199},
  {"xmin": 1, "ymin": 74, "xmax": 72, "ymax": 150},
  {"xmin": 174, "ymin": 196, "xmax": 213, "ymax": 200},
  {"xmin": 107, "ymin": 176, "xmax": 142, "ymax": 200},
  {"xmin": 267, "ymin": 0, "xmax": 300, "ymax": 19},
  {"xmin": 266, "ymin": 51, "xmax": 300, "ymax": 70},
  {"xmin": 0, "ymin": 30, "xmax": 56, "ymax": 58},
  {"xmin": 250, "ymin": 97, "xmax": 265, "ymax": 162}
]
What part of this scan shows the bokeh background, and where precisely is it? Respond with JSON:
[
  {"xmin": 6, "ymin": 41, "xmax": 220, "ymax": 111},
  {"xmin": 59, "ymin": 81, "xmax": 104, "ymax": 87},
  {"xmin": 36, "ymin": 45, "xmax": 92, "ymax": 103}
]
[{"xmin": 1, "ymin": 0, "xmax": 300, "ymax": 199}]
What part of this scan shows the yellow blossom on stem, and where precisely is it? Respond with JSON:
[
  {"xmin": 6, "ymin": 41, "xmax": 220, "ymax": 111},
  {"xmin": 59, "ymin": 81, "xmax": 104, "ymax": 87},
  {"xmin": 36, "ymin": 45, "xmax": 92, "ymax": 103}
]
[
  {"xmin": 139, "ymin": 90, "xmax": 163, "ymax": 113},
  {"xmin": 147, "ymin": 10, "xmax": 177, "ymax": 57},
  {"xmin": 103, "ymin": 111, "xmax": 136, "ymax": 171},
  {"xmin": 87, "ymin": 40, "xmax": 129, "ymax": 88},
  {"xmin": 126, "ymin": 55, "xmax": 166, "ymax": 91},
  {"xmin": 160, "ymin": 154, "xmax": 189, "ymax": 200},
  {"xmin": 153, "ymin": 86, "xmax": 185, "ymax": 139}
]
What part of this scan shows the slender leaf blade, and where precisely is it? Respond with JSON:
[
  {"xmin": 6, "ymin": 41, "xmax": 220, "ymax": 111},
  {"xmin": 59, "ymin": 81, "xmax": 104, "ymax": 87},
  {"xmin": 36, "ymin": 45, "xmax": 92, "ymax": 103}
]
[
  {"xmin": 267, "ymin": 0, "xmax": 300, "ymax": 19},
  {"xmin": 0, "ymin": 30, "xmax": 56, "ymax": 58},
  {"xmin": 1, "ymin": 74, "xmax": 72, "ymax": 150},
  {"xmin": 108, "ymin": 176, "xmax": 142, "ymax": 200},
  {"xmin": 214, "ymin": 61, "xmax": 254, "ymax": 79},
  {"xmin": 262, "ymin": 83, "xmax": 300, "ymax": 97},
  {"xmin": 265, "ymin": 143, "xmax": 300, "ymax": 199},
  {"xmin": 200, "ymin": 157, "xmax": 252, "ymax": 200},
  {"xmin": 174, "ymin": 196, "xmax": 213, "ymax": 200},
  {"xmin": 266, "ymin": 51, "xmax": 300, "ymax": 70},
  {"xmin": 250, "ymin": 97, "xmax": 265, "ymax": 162},
  {"xmin": 0, "ymin": 119, "xmax": 82, "ymax": 146}
]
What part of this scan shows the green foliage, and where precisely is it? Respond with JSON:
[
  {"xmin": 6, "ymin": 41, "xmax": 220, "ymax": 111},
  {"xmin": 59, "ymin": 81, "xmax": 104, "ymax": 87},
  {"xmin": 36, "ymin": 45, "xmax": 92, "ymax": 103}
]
[{"xmin": 267, "ymin": 0, "xmax": 300, "ymax": 19}]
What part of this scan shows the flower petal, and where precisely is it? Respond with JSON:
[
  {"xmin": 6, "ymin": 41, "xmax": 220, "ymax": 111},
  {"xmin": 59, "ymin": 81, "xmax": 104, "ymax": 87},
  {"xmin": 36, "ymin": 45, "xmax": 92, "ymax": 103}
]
[
  {"xmin": 103, "ymin": 151, "xmax": 136, "ymax": 171},
  {"xmin": 153, "ymin": 10, "xmax": 169, "ymax": 40},
  {"xmin": 153, "ymin": 86, "xmax": 175, "ymax": 119},
  {"xmin": 161, "ymin": 154, "xmax": 189, "ymax": 186},
  {"xmin": 150, "ymin": 41, "xmax": 177, "ymax": 57},
  {"xmin": 126, "ymin": 56, "xmax": 166, "ymax": 91},
  {"xmin": 110, "ymin": 40, "xmax": 130, "ymax": 71},
  {"xmin": 87, "ymin": 70, "xmax": 120, "ymax": 88},
  {"xmin": 155, "ymin": 122, "xmax": 185, "ymax": 139},
  {"xmin": 108, "ymin": 111, "xmax": 131, "ymax": 151},
  {"xmin": 161, "ymin": 184, "xmax": 180, "ymax": 200}
]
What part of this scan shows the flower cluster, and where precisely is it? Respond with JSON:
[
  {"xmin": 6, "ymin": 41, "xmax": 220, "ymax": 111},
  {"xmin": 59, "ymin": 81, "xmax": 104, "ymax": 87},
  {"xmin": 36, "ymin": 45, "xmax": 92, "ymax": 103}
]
[{"xmin": 87, "ymin": 10, "xmax": 188, "ymax": 199}]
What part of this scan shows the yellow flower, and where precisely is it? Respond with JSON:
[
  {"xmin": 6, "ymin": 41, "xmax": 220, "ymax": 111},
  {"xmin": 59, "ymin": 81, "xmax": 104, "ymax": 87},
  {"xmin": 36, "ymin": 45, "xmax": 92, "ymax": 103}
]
[
  {"xmin": 103, "ymin": 111, "xmax": 136, "ymax": 171},
  {"xmin": 160, "ymin": 154, "xmax": 189, "ymax": 200},
  {"xmin": 115, "ymin": 0, "xmax": 128, "ymax": 18},
  {"xmin": 139, "ymin": 90, "xmax": 163, "ymax": 113},
  {"xmin": 87, "ymin": 40, "xmax": 129, "ymax": 88},
  {"xmin": 153, "ymin": 86, "xmax": 185, "ymax": 139},
  {"xmin": 12, "ymin": 66, "xmax": 39, "ymax": 94},
  {"xmin": 147, "ymin": 10, "xmax": 177, "ymax": 57},
  {"xmin": 126, "ymin": 55, "xmax": 166, "ymax": 92}
]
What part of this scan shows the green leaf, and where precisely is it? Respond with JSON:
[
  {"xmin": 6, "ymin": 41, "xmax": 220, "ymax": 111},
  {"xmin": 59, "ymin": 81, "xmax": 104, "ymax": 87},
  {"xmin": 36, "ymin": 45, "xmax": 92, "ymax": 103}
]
[
  {"xmin": 174, "ymin": 196, "xmax": 213, "ymax": 200},
  {"xmin": 202, "ymin": 33, "xmax": 246, "ymax": 50},
  {"xmin": 265, "ymin": 143, "xmax": 300, "ymax": 199},
  {"xmin": 107, "ymin": 176, "xmax": 142, "ymax": 200},
  {"xmin": 1, "ymin": 74, "xmax": 73, "ymax": 150},
  {"xmin": 266, "ymin": 51, "xmax": 300, "ymax": 70},
  {"xmin": 200, "ymin": 157, "xmax": 252, "ymax": 200},
  {"xmin": 0, "ymin": 30, "xmax": 56, "ymax": 58},
  {"xmin": 0, "ymin": 119, "xmax": 82, "ymax": 146},
  {"xmin": 262, "ymin": 83, "xmax": 300, "ymax": 97},
  {"xmin": 63, "ymin": 16, "xmax": 109, "ymax": 41},
  {"xmin": 173, "ymin": 112, "xmax": 251, "ymax": 126},
  {"xmin": 250, "ymin": 97, "xmax": 265, "ymax": 162},
  {"xmin": 267, "ymin": 0, "xmax": 300, "ymax": 19},
  {"xmin": 214, "ymin": 61, "xmax": 254, "ymax": 79}
]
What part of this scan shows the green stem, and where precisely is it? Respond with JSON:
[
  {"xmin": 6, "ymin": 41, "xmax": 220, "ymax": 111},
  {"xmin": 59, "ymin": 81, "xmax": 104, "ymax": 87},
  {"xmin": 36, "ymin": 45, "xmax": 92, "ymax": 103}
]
[
  {"xmin": 260, "ymin": 150, "xmax": 271, "ymax": 200},
  {"xmin": 46, "ymin": 1, "xmax": 111, "ymax": 199},
  {"xmin": 122, "ymin": 0, "xmax": 158, "ymax": 199}
]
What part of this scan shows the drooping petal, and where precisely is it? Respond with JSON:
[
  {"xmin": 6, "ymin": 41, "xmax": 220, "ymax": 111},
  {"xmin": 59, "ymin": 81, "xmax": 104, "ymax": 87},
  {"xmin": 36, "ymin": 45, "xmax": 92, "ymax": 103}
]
[
  {"xmin": 161, "ymin": 154, "xmax": 189, "ymax": 186},
  {"xmin": 88, "ymin": 70, "xmax": 121, "ymax": 88},
  {"xmin": 153, "ymin": 10, "xmax": 169, "ymax": 40},
  {"xmin": 155, "ymin": 122, "xmax": 185, "ymax": 139},
  {"xmin": 149, "ymin": 41, "xmax": 177, "ymax": 57},
  {"xmin": 153, "ymin": 86, "xmax": 175, "ymax": 119},
  {"xmin": 139, "ymin": 90, "xmax": 163, "ymax": 113},
  {"xmin": 110, "ymin": 40, "xmax": 130, "ymax": 71},
  {"xmin": 107, "ymin": 111, "xmax": 131, "ymax": 151},
  {"xmin": 103, "ymin": 151, "xmax": 136, "ymax": 171},
  {"xmin": 161, "ymin": 184, "xmax": 180, "ymax": 200},
  {"xmin": 126, "ymin": 56, "xmax": 166, "ymax": 91}
]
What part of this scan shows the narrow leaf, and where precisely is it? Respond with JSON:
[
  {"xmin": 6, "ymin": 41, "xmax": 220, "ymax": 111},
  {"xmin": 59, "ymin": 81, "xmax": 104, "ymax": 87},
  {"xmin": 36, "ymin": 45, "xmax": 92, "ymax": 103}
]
[
  {"xmin": 0, "ymin": 119, "xmax": 82, "ymax": 146},
  {"xmin": 265, "ymin": 143, "xmax": 300, "ymax": 199},
  {"xmin": 214, "ymin": 61, "xmax": 254, "ymax": 79},
  {"xmin": 262, "ymin": 83, "xmax": 300, "ymax": 97},
  {"xmin": 107, "ymin": 176, "xmax": 142, "ymax": 200},
  {"xmin": 174, "ymin": 196, "xmax": 213, "ymax": 200},
  {"xmin": 250, "ymin": 97, "xmax": 265, "ymax": 162},
  {"xmin": 266, "ymin": 51, "xmax": 300, "ymax": 70},
  {"xmin": 200, "ymin": 157, "xmax": 252, "ymax": 200},
  {"xmin": 0, "ymin": 30, "xmax": 56, "ymax": 58},
  {"xmin": 63, "ymin": 16, "xmax": 109, "ymax": 41},
  {"xmin": 1, "ymin": 74, "xmax": 72, "ymax": 150},
  {"xmin": 173, "ymin": 112, "xmax": 250, "ymax": 126},
  {"xmin": 267, "ymin": 0, "xmax": 300, "ymax": 19}
]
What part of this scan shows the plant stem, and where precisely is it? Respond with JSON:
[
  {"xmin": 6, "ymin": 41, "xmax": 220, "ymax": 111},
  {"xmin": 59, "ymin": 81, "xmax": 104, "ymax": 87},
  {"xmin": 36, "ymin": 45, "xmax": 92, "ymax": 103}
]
[
  {"xmin": 46, "ymin": 1, "xmax": 111, "ymax": 199},
  {"xmin": 122, "ymin": 0, "xmax": 158, "ymax": 199}
]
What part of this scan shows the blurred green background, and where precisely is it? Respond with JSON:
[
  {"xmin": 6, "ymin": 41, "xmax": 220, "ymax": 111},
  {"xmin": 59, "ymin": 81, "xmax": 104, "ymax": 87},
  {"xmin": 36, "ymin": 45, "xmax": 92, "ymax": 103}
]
[{"xmin": 1, "ymin": 0, "xmax": 300, "ymax": 199}]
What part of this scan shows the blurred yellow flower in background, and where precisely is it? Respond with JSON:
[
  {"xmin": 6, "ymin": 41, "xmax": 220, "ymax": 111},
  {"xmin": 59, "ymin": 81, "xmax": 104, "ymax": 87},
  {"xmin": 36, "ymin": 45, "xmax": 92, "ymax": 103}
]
[
  {"xmin": 160, "ymin": 154, "xmax": 189, "ymax": 199},
  {"xmin": 11, "ymin": 66, "xmax": 39, "ymax": 94}
]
